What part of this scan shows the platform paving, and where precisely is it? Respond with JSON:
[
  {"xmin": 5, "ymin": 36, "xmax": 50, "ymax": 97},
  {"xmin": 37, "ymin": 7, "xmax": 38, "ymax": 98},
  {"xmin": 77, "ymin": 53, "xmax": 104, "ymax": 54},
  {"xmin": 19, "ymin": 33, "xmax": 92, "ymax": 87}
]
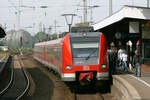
[{"xmin": 114, "ymin": 64, "xmax": 150, "ymax": 100}]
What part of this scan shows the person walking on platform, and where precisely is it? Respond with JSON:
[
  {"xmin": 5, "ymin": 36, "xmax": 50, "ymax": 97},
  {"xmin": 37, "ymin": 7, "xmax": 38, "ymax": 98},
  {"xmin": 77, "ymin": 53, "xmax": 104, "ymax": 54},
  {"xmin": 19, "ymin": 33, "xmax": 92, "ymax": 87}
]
[{"xmin": 122, "ymin": 50, "xmax": 128, "ymax": 72}]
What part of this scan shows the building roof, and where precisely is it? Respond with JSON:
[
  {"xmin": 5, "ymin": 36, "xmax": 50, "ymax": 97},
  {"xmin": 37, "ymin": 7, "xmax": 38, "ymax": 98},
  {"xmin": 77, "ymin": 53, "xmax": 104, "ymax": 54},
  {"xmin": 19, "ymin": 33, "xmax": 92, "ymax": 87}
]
[{"xmin": 93, "ymin": 6, "xmax": 150, "ymax": 31}]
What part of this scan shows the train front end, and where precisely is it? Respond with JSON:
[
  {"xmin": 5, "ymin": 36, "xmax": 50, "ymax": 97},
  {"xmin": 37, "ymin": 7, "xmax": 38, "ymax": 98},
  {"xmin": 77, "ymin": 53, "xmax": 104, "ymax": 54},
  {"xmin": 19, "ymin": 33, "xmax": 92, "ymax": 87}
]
[{"xmin": 62, "ymin": 32, "xmax": 108, "ymax": 83}]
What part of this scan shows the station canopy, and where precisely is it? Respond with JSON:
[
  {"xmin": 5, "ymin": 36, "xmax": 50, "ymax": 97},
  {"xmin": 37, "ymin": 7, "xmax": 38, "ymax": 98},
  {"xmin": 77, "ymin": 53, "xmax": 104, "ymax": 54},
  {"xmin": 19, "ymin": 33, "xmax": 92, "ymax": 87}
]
[
  {"xmin": 0, "ymin": 27, "xmax": 6, "ymax": 38},
  {"xmin": 93, "ymin": 6, "xmax": 150, "ymax": 31}
]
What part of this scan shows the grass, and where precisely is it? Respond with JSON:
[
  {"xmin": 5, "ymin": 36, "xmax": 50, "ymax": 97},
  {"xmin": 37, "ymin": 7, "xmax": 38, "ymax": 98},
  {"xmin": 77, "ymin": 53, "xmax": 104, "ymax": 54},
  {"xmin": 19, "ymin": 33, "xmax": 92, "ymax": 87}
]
[{"xmin": 0, "ymin": 52, "xmax": 9, "ymax": 57}]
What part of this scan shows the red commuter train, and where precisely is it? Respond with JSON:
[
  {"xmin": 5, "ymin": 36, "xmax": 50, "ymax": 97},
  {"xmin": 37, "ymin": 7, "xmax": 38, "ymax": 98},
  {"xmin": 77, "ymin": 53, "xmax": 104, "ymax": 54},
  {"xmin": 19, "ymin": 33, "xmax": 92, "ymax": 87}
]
[{"xmin": 34, "ymin": 32, "xmax": 109, "ymax": 84}]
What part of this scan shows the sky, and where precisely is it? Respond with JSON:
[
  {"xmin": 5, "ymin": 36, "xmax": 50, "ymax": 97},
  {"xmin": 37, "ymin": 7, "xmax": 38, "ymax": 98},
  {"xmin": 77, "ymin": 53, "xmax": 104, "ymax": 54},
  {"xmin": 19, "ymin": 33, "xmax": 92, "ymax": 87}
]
[{"xmin": 0, "ymin": 0, "xmax": 148, "ymax": 35}]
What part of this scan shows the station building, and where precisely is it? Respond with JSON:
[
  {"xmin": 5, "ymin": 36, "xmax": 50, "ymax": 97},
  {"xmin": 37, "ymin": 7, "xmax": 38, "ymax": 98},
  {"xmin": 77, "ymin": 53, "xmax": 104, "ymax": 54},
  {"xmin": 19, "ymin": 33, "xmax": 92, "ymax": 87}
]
[{"xmin": 93, "ymin": 6, "xmax": 150, "ymax": 63}]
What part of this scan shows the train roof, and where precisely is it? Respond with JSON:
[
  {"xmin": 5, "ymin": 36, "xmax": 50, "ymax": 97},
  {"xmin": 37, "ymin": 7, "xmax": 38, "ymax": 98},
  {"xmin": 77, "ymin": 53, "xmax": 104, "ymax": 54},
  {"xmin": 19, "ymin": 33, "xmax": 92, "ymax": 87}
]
[
  {"xmin": 34, "ymin": 38, "xmax": 63, "ymax": 46},
  {"xmin": 69, "ymin": 32, "xmax": 101, "ymax": 37},
  {"xmin": 71, "ymin": 26, "xmax": 93, "ymax": 32}
]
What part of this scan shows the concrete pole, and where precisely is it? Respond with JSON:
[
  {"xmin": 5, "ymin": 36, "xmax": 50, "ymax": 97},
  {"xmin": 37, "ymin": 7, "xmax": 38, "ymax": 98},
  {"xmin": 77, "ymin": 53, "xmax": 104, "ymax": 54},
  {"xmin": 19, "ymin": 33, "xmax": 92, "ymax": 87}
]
[
  {"xmin": 18, "ymin": 0, "xmax": 21, "ymax": 28},
  {"xmin": 54, "ymin": 20, "xmax": 56, "ymax": 34},
  {"xmin": 69, "ymin": 24, "xmax": 71, "ymax": 33},
  {"xmin": 90, "ymin": 0, "xmax": 93, "ymax": 24},
  {"xmin": 54, "ymin": 20, "xmax": 58, "ymax": 38},
  {"xmin": 147, "ymin": 0, "xmax": 149, "ymax": 7},
  {"xmin": 109, "ymin": 0, "xmax": 112, "ymax": 16},
  {"xmin": 83, "ymin": 0, "xmax": 87, "ymax": 23}
]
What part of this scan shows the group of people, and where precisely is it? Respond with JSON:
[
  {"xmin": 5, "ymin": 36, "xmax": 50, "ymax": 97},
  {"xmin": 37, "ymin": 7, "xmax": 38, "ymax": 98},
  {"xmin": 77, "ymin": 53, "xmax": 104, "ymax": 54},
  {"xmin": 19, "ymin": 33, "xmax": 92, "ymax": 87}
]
[{"xmin": 108, "ymin": 41, "xmax": 142, "ymax": 77}]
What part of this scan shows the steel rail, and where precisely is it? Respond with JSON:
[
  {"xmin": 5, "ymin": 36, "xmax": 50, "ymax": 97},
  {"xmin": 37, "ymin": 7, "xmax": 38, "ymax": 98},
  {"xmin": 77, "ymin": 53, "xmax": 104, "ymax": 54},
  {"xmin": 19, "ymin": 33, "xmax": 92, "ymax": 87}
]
[
  {"xmin": 0, "ymin": 55, "xmax": 30, "ymax": 99},
  {"xmin": 16, "ymin": 56, "xmax": 30, "ymax": 100},
  {"xmin": 0, "ymin": 56, "xmax": 14, "ymax": 95}
]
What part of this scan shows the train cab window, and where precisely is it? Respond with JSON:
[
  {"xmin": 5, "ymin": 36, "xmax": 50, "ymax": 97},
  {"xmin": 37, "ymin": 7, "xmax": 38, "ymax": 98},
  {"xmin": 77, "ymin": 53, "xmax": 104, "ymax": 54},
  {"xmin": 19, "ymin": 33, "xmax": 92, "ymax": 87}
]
[
  {"xmin": 71, "ymin": 42, "xmax": 100, "ymax": 65},
  {"xmin": 72, "ymin": 42, "xmax": 99, "ymax": 57}
]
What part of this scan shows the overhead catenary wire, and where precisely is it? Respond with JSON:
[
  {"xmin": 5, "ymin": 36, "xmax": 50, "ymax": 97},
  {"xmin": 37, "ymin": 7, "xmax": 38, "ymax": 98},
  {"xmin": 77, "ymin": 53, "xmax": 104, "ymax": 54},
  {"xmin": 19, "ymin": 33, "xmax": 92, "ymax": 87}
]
[{"xmin": 4, "ymin": 0, "xmax": 148, "ymax": 34}]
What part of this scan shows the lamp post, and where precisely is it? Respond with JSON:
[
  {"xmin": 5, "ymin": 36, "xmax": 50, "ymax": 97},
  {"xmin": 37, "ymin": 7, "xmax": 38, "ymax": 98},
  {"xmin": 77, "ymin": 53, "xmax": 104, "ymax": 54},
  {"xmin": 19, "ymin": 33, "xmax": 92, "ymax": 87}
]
[{"xmin": 62, "ymin": 14, "xmax": 77, "ymax": 32}]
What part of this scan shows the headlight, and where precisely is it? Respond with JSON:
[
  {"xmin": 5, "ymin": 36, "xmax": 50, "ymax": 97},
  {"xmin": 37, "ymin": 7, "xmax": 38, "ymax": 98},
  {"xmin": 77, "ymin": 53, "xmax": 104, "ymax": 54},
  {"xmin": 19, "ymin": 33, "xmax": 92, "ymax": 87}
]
[
  {"xmin": 66, "ymin": 65, "xmax": 72, "ymax": 70},
  {"xmin": 82, "ymin": 33, "xmax": 87, "ymax": 37},
  {"xmin": 101, "ymin": 64, "xmax": 106, "ymax": 69}
]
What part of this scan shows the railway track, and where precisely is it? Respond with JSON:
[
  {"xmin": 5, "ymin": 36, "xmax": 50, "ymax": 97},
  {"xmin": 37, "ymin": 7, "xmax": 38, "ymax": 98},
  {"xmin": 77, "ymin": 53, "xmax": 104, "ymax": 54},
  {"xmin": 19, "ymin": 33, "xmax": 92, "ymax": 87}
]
[
  {"xmin": 0, "ymin": 56, "xmax": 13, "ymax": 95},
  {"xmin": 66, "ymin": 81, "xmax": 115, "ymax": 100},
  {"xmin": 20, "ymin": 54, "xmax": 116, "ymax": 100},
  {"xmin": 0, "ymin": 54, "xmax": 116, "ymax": 100},
  {"xmin": 0, "ymin": 55, "xmax": 30, "ymax": 100},
  {"xmin": 20, "ymin": 54, "xmax": 72, "ymax": 100}
]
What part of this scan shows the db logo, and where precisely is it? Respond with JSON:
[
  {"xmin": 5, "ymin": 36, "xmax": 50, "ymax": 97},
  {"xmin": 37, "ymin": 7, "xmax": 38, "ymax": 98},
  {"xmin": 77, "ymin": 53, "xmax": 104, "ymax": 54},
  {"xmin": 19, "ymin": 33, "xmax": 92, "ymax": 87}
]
[{"xmin": 83, "ymin": 66, "xmax": 90, "ymax": 70}]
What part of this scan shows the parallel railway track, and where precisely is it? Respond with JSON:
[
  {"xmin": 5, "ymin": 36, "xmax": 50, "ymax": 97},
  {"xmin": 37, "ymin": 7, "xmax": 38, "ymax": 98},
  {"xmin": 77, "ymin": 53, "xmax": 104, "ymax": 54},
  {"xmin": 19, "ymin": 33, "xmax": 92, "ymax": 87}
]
[
  {"xmin": 69, "ymin": 83, "xmax": 109, "ymax": 100},
  {"xmin": 0, "ymin": 51, "xmax": 117, "ymax": 100},
  {"xmin": 0, "ymin": 56, "xmax": 14, "ymax": 95},
  {"xmin": 17, "ymin": 54, "xmax": 116, "ymax": 100},
  {"xmin": 0, "ymin": 55, "xmax": 30, "ymax": 100}
]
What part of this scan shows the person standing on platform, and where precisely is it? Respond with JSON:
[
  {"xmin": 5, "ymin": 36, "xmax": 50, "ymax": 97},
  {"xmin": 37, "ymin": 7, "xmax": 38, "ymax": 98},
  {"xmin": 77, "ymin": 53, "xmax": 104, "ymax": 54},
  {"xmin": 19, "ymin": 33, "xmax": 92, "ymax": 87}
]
[
  {"xmin": 108, "ymin": 42, "xmax": 117, "ymax": 75},
  {"xmin": 122, "ymin": 50, "xmax": 128, "ymax": 72},
  {"xmin": 118, "ymin": 47, "xmax": 123, "ymax": 68},
  {"xmin": 133, "ymin": 40, "xmax": 142, "ymax": 77}
]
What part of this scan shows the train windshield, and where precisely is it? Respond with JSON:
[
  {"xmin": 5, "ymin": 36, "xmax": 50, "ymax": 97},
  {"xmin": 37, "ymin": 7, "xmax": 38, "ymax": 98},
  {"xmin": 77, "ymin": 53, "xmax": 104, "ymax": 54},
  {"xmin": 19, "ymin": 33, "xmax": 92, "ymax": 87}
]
[
  {"xmin": 72, "ymin": 43, "xmax": 99, "ymax": 58},
  {"xmin": 71, "ymin": 40, "xmax": 100, "ymax": 65}
]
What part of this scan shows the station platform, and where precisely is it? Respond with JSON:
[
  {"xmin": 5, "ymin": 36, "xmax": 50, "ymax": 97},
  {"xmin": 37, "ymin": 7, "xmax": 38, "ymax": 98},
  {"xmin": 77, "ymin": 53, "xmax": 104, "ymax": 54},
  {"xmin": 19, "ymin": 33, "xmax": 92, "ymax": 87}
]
[{"xmin": 113, "ymin": 64, "xmax": 150, "ymax": 100}]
